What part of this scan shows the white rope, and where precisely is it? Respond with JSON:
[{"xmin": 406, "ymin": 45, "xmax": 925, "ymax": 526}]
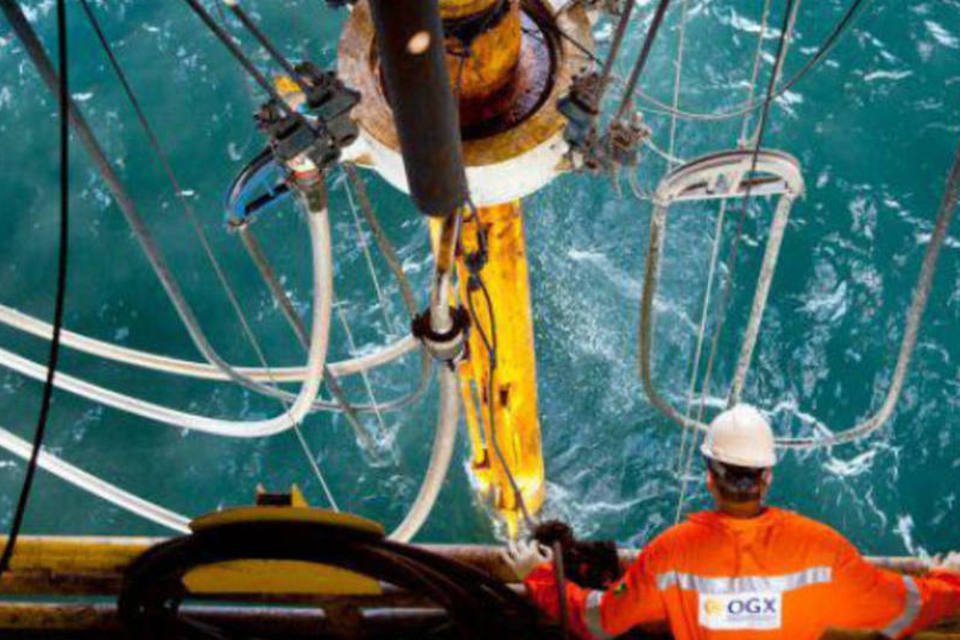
[
  {"xmin": 344, "ymin": 176, "xmax": 396, "ymax": 335},
  {"xmin": 0, "ymin": 205, "xmax": 332, "ymax": 439},
  {"xmin": 0, "ymin": 422, "xmax": 190, "ymax": 533},
  {"xmin": 673, "ymin": 199, "xmax": 728, "ymax": 524},
  {"xmin": 388, "ymin": 365, "xmax": 458, "ymax": 541},
  {"xmin": 727, "ymin": 194, "xmax": 795, "ymax": 405},
  {"xmin": 387, "ymin": 214, "xmax": 462, "ymax": 542},
  {"xmin": 333, "ymin": 294, "xmax": 389, "ymax": 439},
  {"xmin": 0, "ymin": 304, "xmax": 416, "ymax": 384},
  {"xmin": 291, "ymin": 424, "xmax": 339, "ymax": 511}
]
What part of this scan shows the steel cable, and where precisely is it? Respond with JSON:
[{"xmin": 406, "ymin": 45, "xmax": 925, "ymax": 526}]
[
  {"xmin": 635, "ymin": 0, "xmax": 873, "ymax": 122},
  {"xmin": 614, "ymin": 0, "xmax": 673, "ymax": 121}
]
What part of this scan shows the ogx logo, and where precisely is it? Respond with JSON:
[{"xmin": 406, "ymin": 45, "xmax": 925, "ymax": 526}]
[{"xmin": 699, "ymin": 591, "xmax": 783, "ymax": 630}]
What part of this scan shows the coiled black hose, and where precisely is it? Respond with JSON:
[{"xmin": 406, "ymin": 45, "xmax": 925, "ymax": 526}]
[{"xmin": 119, "ymin": 519, "xmax": 557, "ymax": 639}]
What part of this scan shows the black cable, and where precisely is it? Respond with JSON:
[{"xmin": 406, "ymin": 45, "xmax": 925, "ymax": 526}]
[
  {"xmin": 0, "ymin": 0, "xmax": 70, "ymax": 574},
  {"xmin": 180, "ymin": 0, "xmax": 292, "ymax": 115},
  {"xmin": 465, "ymin": 258, "xmax": 534, "ymax": 529},
  {"xmin": 615, "ymin": 0, "xmax": 672, "ymax": 120},
  {"xmin": 119, "ymin": 520, "xmax": 547, "ymax": 639},
  {"xmin": 541, "ymin": 18, "xmax": 602, "ymax": 65}
]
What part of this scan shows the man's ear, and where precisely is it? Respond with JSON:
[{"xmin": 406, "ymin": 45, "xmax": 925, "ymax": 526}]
[{"xmin": 762, "ymin": 469, "xmax": 773, "ymax": 487}]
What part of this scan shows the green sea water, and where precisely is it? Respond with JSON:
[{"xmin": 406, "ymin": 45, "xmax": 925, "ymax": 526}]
[{"xmin": 0, "ymin": 0, "xmax": 958, "ymax": 559}]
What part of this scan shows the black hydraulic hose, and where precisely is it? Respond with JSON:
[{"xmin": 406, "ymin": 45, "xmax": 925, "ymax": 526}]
[
  {"xmin": 368, "ymin": 0, "xmax": 468, "ymax": 217},
  {"xmin": 0, "ymin": 0, "xmax": 70, "ymax": 574},
  {"xmin": 2, "ymin": 0, "xmax": 303, "ymax": 406},
  {"xmin": 119, "ymin": 520, "xmax": 546, "ymax": 639},
  {"xmin": 615, "ymin": 0, "xmax": 672, "ymax": 120}
]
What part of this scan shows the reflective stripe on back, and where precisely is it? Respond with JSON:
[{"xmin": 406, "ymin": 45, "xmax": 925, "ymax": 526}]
[
  {"xmin": 882, "ymin": 575, "xmax": 921, "ymax": 638},
  {"xmin": 655, "ymin": 566, "xmax": 833, "ymax": 594},
  {"xmin": 584, "ymin": 589, "xmax": 614, "ymax": 639}
]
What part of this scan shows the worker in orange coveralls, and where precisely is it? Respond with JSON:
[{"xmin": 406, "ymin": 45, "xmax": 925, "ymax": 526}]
[{"xmin": 504, "ymin": 404, "xmax": 960, "ymax": 639}]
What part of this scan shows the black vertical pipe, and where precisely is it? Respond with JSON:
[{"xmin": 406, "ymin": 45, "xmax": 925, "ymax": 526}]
[{"xmin": 368, "ymin": 0, "xmax": 468, "ymax": 217}]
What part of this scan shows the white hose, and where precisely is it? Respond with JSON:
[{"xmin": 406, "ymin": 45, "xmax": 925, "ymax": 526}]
[
  {"xmin": 0, "ymin": 206, "xmax": 332, "ymax": 439},
  {"xmin": 0, "ymin": 304, "xmax": 416, "ymax": 382},
  {"xmin": 388, "ymin": 366, "xmax": 459, "ymax": 542},
  {"xmin": 0, "ymin": 422, "xmax": 190, "ymax": 533}
]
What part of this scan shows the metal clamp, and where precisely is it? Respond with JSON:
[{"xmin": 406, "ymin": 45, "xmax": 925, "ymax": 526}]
[
  {"xmin": 604, "ymin": 112, "xmax": 651, "ymax": 168},
  {"xmin": 558, "ymin": 71, "xmax": 604, "ymax": 171},
  {"xmin": 255, "ymin": 67, "xmax": 360, "ymax": 171},
  {"xmin": 411, "ymin": 306, "xmax": 470, "ymax": 370}
]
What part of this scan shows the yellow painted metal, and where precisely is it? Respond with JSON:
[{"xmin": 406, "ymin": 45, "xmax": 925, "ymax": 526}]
[
  {"xmin": 190, "ymin": 506, "xmax": 384, "ymax": 536},
  {"xmin": 433, "ymin": 203, "xmax": 545, "ymax": 535},
  {"xmin": 190, "ymin": 501, "xmax": 384, "ymax": 596},
  {"xmin": 183, "ymin": 560, "xmax": 382, "ymax": 596},
  {"xmin": 418, "ymin": 0, "xmax": 547, "ymax": 536}
]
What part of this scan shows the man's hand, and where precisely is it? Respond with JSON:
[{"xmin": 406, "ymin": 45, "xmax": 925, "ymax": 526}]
[
  {"xmin": 933, "ymin": 551, "xmax": 960, "ymax": 573},
  {"xmin": 501, "ymin": 539, "xmax": 554, "ymax": 580}
]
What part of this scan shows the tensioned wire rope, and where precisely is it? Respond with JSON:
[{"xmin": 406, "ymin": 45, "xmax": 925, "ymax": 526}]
[
  {"xmin": 78, "ymin": 0, "xmax": 338, "ymax": 508},
  {"xmin": 655, "ymin": 0, "xmax": 957, "ymax": 465},
  {"xmin": 671, "ymin": 0, "xmax": 799, "ymax": 521},
  {"xmin": 0, "ymin": 0, "xmax": 334, "ymax": 527},
  {"xmin": 0, "ymin": 0, "xmax": 333, "ymax": 431},
  {"xmin": 0, "ymin": 0, "xmax": 458, "ymax": 541},
  {"xmin": 0, "ymin": 0, "xmax": 70, "ymax": 574},
  {"xmin": 634, "ymin": 0, "xmax": 874, "ymax": 121},
  {"xmin": 0, "ymin": 1, "xmax": 458, "ymax": 540},
  {"xmin": 0, "ymin": 3, "xmax": 428, "ymax": 415},
  {"xmin": 671, "ymin": 0, "xmax": 773, "ymax": 514},
  {"xmin": 557, "ymin": 0, "xmax": 873, "ymax": 125}
]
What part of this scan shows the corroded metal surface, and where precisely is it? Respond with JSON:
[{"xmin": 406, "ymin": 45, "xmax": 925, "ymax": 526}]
[{"xmin": 338, "ymin": 0, "xmax": 591, "ymax": 167}]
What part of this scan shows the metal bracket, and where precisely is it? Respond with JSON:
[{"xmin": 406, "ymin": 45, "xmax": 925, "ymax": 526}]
[
  {"xmin": 412, "ymin": 306, "xmax": 471, "ymax": 370},
  {"xmin": 255, "ymin": 67, "xmax": 360, "ymax": 171},
  {"xmin": 653, "ymin": 148, "xmax": 805, "ymax": 205},
  {"xmin": 604, "ymin": 112, "xmax": 651, "ymax": 168},
  {"xmin": 639, "ymin": 149, "xmax": 805, "ymax": 434}
]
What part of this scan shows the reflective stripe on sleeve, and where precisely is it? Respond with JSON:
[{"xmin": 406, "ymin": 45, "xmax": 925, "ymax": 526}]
[
  {"xmin": 882, "ymin": 575, "xmax": 922, "ymax": 638},
  {"xmin": 655, "ymin": 566, "xmax": 832, "ymax": 594},
  {"xmin": 584, "ymin": 589, "xmax": 614, "ymax": 639}
]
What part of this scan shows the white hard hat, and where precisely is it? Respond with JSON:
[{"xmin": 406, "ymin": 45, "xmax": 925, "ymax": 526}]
[{"xmin": 700, "ymin": 404, "xmax": 776, "ymax": 468}]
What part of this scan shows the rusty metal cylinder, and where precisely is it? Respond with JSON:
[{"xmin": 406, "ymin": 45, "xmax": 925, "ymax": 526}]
[
  {"xmin": 440, "ymin": 0, "xmax": 523, "ymax": 123},
  {"xmin": 368, "ymin": 0, "xmax": 468, "ymax": 217}
]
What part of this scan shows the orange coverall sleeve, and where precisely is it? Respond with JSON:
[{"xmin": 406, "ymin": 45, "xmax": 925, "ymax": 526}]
[
  {"xmin": 828, "ymin": 539, "xmax": 960, "ymax": 637},
  {"xmin": 524, "ymin": 548, "xmax": 667, "ymax": 639}
]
